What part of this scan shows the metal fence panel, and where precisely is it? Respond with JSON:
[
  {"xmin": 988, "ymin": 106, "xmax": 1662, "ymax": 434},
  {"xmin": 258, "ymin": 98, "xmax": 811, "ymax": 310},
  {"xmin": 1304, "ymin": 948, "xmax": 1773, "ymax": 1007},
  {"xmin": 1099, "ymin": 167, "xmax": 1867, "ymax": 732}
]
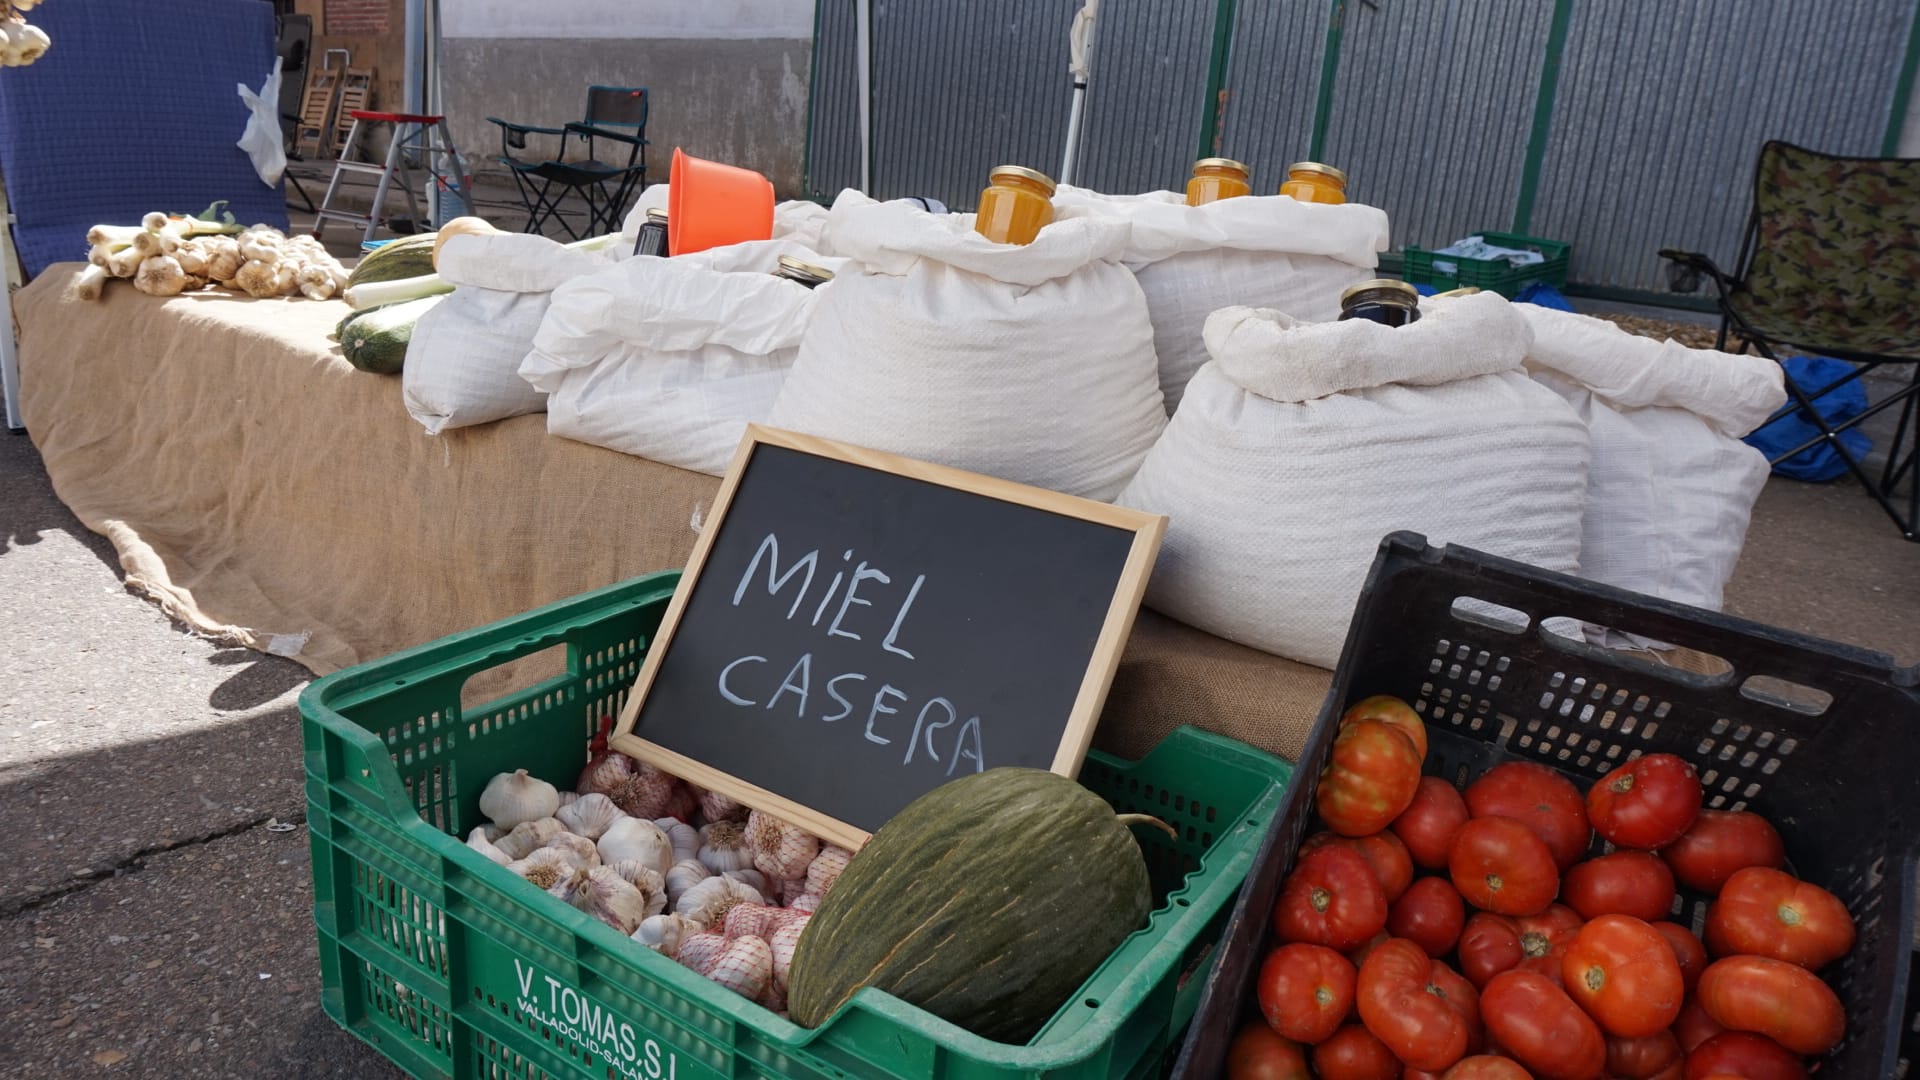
[
  {"xmin": 1533, "ymin": 0, "xmax": 1918, "ymax": 291},
  {"xmin": 1216, "ymin": 1, "xmax": 1331, "ymax": 191},
  {"xmin": 1071, "ymin": 0, "xmax": 1222, "ymax": 195},
  {"xmin": 805, "ymin": 0, "xmax": 862, "ymax": 200}
]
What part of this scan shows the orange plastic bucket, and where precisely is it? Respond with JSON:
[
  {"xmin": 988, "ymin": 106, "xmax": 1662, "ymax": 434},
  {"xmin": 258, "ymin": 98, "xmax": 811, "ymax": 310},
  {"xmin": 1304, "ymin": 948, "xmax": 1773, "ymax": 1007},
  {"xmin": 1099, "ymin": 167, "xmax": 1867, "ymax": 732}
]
[{"xmin": 667, "ymin": 148, "xmax": 776, "ymax": 256}]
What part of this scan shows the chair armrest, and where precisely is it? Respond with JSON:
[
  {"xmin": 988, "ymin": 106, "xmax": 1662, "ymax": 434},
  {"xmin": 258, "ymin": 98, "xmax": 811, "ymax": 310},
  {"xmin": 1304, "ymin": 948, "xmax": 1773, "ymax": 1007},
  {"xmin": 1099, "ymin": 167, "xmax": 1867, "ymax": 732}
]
[
  {"xmin": 565, "ymin": 122, "xmax": 648, "ymax": 146},
  {"xmin": 487, "ymin": 117, "xmax": 567, "ymax": 137}
]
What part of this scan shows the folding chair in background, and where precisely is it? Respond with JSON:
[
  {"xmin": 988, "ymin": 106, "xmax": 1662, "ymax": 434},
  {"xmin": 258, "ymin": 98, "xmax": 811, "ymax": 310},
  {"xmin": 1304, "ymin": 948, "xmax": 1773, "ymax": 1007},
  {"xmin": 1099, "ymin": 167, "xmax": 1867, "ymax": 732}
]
[
  {"xmin": 488, "ymin": 85, "xmax": 649, "ymax": 240},
  {"xmin": 1663, "ymin": 140, "xmax": 1920, "ymax": 541}
]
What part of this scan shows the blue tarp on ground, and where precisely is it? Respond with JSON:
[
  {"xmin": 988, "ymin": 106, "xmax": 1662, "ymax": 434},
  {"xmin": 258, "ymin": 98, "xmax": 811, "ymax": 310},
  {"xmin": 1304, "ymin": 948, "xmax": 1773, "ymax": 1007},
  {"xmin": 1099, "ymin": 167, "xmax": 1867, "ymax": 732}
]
[
  {"xmin": 1741, "ymin": 355, "xmax": 1874, "ymax": 482},
  {"xmin": 0, "ymin": 0, "xmax": 288, "ymax": 278}
]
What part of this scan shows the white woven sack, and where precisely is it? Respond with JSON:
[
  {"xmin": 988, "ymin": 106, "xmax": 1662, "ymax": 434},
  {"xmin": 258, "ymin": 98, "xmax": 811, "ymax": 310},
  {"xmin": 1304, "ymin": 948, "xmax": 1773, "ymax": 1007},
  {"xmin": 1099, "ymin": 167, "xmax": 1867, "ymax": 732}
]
[
  {"xmin": 522, "ymin": 239, "xmax": 836, "ymax": 476},
  {"xmin": 766, "ymin": 191, "xmax": 1165, "ymax": 500},
  {"xmin": 1519, "ymin": 306, "xmax": 1785, "ymax": 611},
  {"xmin": 1053, "ymin": 185, "xmax": 1390, "ymax": 412},
  {"xmin": 1118, "ymin": 293, "xmax": 1591, "ymax": 668},
  {"xmin": 402, "ymin": 233, "xmax": 614, "ymax": 434},
  {"xmin": 619, "ymin": 185, "xmax": 836, "ymax": 256}
]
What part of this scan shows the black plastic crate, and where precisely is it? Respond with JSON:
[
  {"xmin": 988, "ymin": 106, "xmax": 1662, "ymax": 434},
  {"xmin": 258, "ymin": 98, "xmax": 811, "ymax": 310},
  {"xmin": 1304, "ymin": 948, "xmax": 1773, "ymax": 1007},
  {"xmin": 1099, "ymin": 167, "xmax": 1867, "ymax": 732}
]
[{"xmin": 1175, "ymin": 532, "xmax": 1920, "ymax": 1078}]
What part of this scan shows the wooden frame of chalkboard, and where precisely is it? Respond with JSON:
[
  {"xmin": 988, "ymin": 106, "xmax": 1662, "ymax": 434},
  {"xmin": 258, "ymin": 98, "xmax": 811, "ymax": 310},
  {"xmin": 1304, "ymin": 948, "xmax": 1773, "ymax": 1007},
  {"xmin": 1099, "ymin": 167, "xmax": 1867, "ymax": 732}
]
[{"xmin": 607, "ymin": 425, "xmax": 1166, "ymax": 850}]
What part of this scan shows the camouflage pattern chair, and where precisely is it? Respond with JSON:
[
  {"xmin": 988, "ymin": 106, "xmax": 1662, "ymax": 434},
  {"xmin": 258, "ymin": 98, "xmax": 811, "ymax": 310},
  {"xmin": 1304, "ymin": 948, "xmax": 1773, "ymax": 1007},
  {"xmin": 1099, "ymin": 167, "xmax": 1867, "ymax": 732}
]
[{"xmin": 1663, "ymin": 140, "xmax": 1920, "ymax": 541}]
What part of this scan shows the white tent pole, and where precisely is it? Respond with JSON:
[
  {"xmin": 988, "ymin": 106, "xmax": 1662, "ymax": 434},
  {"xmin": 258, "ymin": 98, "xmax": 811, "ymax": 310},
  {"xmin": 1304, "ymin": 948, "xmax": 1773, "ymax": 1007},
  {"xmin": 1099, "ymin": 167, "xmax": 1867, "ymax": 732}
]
[
  {"xmin": 856, "ymin": 0, "xmax": 873, "ymax": 194},
  {"xmin": 1060, "ymin": 0, "xmax": 1099, "ymax": 186}
]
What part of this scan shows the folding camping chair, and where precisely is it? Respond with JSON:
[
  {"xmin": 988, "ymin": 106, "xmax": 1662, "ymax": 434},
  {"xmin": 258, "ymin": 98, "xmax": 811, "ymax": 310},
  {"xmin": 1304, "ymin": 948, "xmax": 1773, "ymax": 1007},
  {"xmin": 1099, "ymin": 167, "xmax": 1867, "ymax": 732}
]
[
  {"xmin": 487, "ymin": 85, "xmax": 649, "ymax": 240},
  {"xmin": 1662, "ymin": 140, "xmax": 1920, "ymax": 541}
]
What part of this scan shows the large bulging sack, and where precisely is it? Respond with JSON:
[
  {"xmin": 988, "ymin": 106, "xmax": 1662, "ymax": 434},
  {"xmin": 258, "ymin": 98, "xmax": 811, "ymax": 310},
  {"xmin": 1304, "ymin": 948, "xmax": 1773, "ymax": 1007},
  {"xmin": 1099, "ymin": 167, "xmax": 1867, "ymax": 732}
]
[
  {"xmin": 1053, "ymin": 186, "xmax": 1390, "ymax": 412},
  {"xmin": 1119, "ymin": 293, "xmax": 1590, "ymax": 668},
  {"xmin": 1517, "ymin": 306, "xmax": 1785, "ymax": 612},
  {"xmin": 522, "ymin": 239, "xmax": 835, "ymax": 476},
  {"xmin": 766, "ymin": 191, "xmax": 1165, "ymax": 500},
  {"xmin": 402, "ymin": 233, "xmax": 614, "ymax": 434}
]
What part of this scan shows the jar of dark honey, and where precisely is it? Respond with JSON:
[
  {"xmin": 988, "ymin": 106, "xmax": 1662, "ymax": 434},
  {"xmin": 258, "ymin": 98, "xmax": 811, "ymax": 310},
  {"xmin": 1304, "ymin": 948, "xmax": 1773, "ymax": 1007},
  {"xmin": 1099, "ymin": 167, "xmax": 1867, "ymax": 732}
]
[
  {"xmin": 1338, "ymin": 279, "xmax": 1421, "ymax": 326},
  {"xmin": 633, "ymin": 208, "xmax": 669, "ymax": 257}
]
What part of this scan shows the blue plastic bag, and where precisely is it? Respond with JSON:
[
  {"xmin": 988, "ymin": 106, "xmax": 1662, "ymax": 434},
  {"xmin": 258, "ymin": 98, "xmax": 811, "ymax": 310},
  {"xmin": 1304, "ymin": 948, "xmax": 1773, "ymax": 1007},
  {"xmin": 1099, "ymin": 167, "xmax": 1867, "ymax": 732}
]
[{"xmin": 1741, "ymin": 355, "xmax": 1873, "ymax": 482}]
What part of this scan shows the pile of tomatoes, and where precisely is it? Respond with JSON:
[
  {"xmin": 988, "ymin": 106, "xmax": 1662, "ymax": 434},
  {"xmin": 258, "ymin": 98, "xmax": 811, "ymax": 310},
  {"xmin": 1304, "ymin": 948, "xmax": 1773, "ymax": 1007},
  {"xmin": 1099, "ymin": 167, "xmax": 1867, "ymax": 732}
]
[{"xmin": 1227, "ymin": 695, "xmax": 1855, "ymax": 1080}]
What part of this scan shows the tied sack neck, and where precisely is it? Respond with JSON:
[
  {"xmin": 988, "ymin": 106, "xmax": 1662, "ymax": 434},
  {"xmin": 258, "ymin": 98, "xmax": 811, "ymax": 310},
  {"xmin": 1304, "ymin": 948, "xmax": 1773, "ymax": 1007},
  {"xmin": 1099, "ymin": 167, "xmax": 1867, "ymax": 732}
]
[
  {"xmin": 1205, "ymin": 290, "xmax": 1534, "ymax": 404},
  {"xmin": 822, "ymin": 189, "xmax": 1131, "ymax": 287}
]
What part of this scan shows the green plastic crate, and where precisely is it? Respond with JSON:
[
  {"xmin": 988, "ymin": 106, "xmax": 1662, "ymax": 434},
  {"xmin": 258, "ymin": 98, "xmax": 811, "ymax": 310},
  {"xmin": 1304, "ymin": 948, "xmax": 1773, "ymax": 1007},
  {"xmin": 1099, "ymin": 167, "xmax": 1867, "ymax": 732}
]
[
  {"xmin": 301, "ymin": 571, "xmax": 1292, "ymax": 1080},
  {"xmin": 1402, "ymin": 230, "xmax": 1571, "ymax": 298}
]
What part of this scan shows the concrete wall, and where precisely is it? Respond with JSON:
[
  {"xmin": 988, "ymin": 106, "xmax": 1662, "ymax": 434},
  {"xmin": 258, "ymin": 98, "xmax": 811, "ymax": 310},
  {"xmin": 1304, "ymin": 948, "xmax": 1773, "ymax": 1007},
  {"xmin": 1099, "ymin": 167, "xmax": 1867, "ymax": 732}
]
[{"xmin": 441, "ymin": 1, "xmax": 814, "ymax": 198}]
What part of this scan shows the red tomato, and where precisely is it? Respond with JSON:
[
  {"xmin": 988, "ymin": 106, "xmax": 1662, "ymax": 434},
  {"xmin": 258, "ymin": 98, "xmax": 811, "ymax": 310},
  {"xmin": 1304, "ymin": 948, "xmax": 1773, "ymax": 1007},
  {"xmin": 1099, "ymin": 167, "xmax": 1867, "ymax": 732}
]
[
  {"xmin": 1350, "ymin": 930, "xmax": 1392, "ymax": 968},
  {"xmin": 1703, "ymin": 867, "xmax": 1855, "ymax": 970},
  {"xmin": 1449, "ymin": 817, "xmax": 1560, "ymax": 916},
  {"xmin": 1670, "ymin": 997, "xmax": 1725, "ymax": 1052},
  {"xmin": 1660, "ymin": 810, "xmax": 1785, "ymax": 894},
  {"xmin": 1456, "ymin": 904, "xmax": 1584, "ymax": 989},
  {"xmin": 1274, "ymin": 845, "xmax": 1390, "ymax": 952},
  {"xmin": 1650, "ymin": 920, "xmax": 1707, "ymax": 993},
  {"xmin": 1343, "ymin": 695, "xmax": 1430, "ymax": 761},
  {"xmin": 1394, "ymin": 777, "xmax": 1473, "ymax": 870},
  {"xmin": 1585, "ymin": 754, "xmax": 1702, "ymax": 850},
  {"xmin": 1404, "ymin": 1069, "xmax": 1446, "ymax": 1080},
  {"xmin": 1560, "ymin": 851, "xmax": 1676, "ymax": 922},
  {"xmin": 1479, "ymin": 970, "xmax": 1607, "ymax": 1080},
  {"xmin": 1680, "ymin": 1031, "xmax": 1808, "ymax": 1080},
  {"xmin": 1428, "ymin": 960, "xmax": 1483, "ymax": 1054},
  {"xmin": 1357, "ymin": 939, "xmax": 1475, "ymax": 1071},
  {"xmin": 1442, "ymin": 1057, "xmax": 1533, "ymax": 1080},
  {"xmin": 1313, "ymin": 1024, "xmax": 1403, "ymax": 1080},
  {"xmin": 1694, "ymin": 955, "xmax": 1845, "ymax": 1056},
  {"xmin": 1560, "ymin": 915, "xmax": 1684, "ymax": 1037},
  {"xmin": 1389, "ymin": 877, "xmax": 1468, "ymax": 957},
  {"xmin": 1305, "ymin": 830, "xmax": 1417, "ymax": 903},
  {"xmin": 1320, "ymin": 720, "xmax": 1425, "ymax": 837},
  {"xmin": 1465, "ymin": 762, "xmax": 1592, "ymax": 870},
  {"xmin": 1256, "ymin": 943, "xmax": 1356, "ymax": 1045},
  {"xmin": 1605, "ymin": 1029, "xmax": 1683, "ymax": 1079},
  {"xmin": 1226, "ymin": 1021, "xmax": 1312, "ymax": 1080}
]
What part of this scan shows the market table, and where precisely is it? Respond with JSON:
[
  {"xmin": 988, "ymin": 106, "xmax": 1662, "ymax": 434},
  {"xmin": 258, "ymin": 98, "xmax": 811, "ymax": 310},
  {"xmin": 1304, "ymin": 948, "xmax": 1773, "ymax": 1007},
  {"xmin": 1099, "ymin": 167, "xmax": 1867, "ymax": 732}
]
[{"xmin": 10, "ymin": 264, "xmax": 1334, "ymax": 761}]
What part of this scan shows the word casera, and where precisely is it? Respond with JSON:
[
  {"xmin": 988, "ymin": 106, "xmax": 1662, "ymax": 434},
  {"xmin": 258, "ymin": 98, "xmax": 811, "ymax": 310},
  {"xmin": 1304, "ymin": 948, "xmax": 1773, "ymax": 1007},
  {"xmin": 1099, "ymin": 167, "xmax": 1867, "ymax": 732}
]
[{"xmin": 714, "ymin": 533, "xmax": 986, "ymax": 777}]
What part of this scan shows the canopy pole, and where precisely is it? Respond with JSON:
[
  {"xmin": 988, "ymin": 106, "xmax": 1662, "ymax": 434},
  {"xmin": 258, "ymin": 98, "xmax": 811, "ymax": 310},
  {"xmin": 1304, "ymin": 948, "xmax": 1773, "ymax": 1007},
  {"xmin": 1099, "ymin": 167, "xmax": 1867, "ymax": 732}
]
[
  {"xmin": 856, "ymin": 0, "xmax": 873, "ymax": 194},
  {"xmin": 1059, "ymin": 1, "xmax": 1100, "ymax": 187}
]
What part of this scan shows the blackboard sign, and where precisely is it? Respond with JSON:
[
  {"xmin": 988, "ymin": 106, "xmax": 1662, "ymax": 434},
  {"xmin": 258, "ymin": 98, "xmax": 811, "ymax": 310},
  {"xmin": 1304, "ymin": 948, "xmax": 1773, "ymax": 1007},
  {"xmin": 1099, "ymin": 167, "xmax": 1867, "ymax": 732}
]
[{"xmin": 609, "ymin": 426, "xmax": 1165, "ymax": 849}]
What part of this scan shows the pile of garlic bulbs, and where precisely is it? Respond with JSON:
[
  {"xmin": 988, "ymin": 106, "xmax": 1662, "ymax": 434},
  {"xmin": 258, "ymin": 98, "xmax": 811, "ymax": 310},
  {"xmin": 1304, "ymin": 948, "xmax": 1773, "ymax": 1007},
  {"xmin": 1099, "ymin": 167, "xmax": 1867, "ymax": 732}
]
[
  {"xmin": 81, "ymin": 215, "xmax": 350, "ymax": 301},
  {"xmin": 1, "ymin": 0, "xmax": 49, "ymax": 68},
  {"xmin": 466, "ymin": 758, "xmax": 854, "ymax": 1016}
]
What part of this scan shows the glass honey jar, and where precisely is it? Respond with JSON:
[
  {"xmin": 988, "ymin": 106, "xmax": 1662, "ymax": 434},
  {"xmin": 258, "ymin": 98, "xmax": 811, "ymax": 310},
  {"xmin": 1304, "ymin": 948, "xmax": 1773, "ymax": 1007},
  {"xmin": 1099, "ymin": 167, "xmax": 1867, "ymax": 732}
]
[
  {"xmin": 774, "ymin": 255, "xmax": 834, "ymax": 289},
  {"xmin": 632, "ymin": 208, "xmax": 669, "ymax": 258},
  {"xmin": 1185, "ymin": 157, "xmax": 1252, "ymax": 206},
  {"xmin": 1279, "ymin": 161, "xmax": 1348, "ymax": 205},
  {"xmin": 1338, "ymin": 279, "xmax": 1421, "ymax": 326},
  {"xmin": 974, "ymin": 165, "xmax": 1056, "ymax": 246}
]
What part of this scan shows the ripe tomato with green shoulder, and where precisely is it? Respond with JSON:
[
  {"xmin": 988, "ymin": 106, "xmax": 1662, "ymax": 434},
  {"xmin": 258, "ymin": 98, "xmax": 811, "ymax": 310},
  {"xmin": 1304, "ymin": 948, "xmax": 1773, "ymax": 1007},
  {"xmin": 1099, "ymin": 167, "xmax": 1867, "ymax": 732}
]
[
  {"xmin": 1585, "ymin": 753, "xmax": 1701, "ymax": 850},
  {"xmin": 1226, "ymin": 1021, "xmax": 1311, "ymax": 1080},
  {"xmin": 1342, "ymin": 694, "xmax": 1429, "ymax": 761},
  {"xmin": 1465, "ymin": 762, "xmax": 1592, "ymax": 870},
  {"xmin": 1356, "ymin": 939, "xmax": 1476, "ymax": 1072},
  {"xmin": 1660, "ymin": 809, "xmax": 1785, "ymax": 894},
  {"xmin": 1695, "ymin": 955, "xmax": 1845, "ymax": 1056},
  {"xmin": 1456, "ymin": 904, "xmax": 1584, "ymax": 989},
  {"xmin": 1478, "ymin": 970, "xmax": 1606, "ymax": 1080},
  {"xmin": 1449, "ymin": 816, "xmax": 1559, "ymax": 916},
  {"xmin": 1273, "ymin": 844, "xmax": 1389, "ymax": 952},
  {"xmin": 1319, "ymin": 719, "xmax": 1424, "ymax": 837},
  {"xmin": 1703, "ymin": 866, "xmax": 1854, "ymax": 970},
  {"xmin": 1312, "ymin": 1024, "xmax": 1403, "ymax": 1080},
  {"xmin": 1303, "ymin": 829, "xmax": 1416, "ymax": 903},
  {"xmin": 1393, "ymin": 776, "xmax": 1473, "ymax": 870},
  {"xmin": 1389, "ymin": 876, "xmax": 1467, "ymax": 957},
  {"xmin": 1255, "ymin": 942, "xmax": 1355, "ymax": 1045},
  {"xmin": 1559, "ymin": 851, "xmax": 1676, "ymax": 922},
  {"xmin": 1680, "ymin": 1031, "xmax": 1808, "ymax": 1080}
]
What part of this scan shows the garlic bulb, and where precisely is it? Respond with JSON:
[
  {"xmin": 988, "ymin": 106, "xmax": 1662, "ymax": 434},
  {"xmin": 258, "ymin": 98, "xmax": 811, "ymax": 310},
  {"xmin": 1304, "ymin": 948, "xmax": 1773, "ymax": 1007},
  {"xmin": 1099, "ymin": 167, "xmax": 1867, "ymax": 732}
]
[
  {"xmin": 663, "ymin": 781, "xmax": 699, "ymax": 823},
  {"xmin": 466, "ymin": 827, "xmax": 512, "ymax": 866},
  {"xmin": 576, "ymin": 751, "xmax": 634, "ymax": 796},
  {"xmin": 770, "ymin": 919, "xmax": 807, "ymax": 994},
  {"xmin": 541, "ymin": 832, "xmax": 601, "ymax": 870},
  {"xmin": 509, "ymin": 848, "xmax": 579, "ymax": 891},
  {"xmin": 721, "ymin": 903, "xmax": 782, "ymax": 942},
  {"xmin": 479, "ymin": 769, "xmax": 560, "ymax": 829},
  {"xmin": 676, "ymin": 931, "xmax": 728, "ymax": 977},
  {"xmin": 775, "ymin": 876, "xmax": 810, "ymax": 905},
  {"xmin": 758, "ymin": 986, "xmax": 788, "ymax": 1017},
  {"xmin": 633, "ymin": 913, "xmax": 699, "ymax": 957},
  {"xmin": 495, "ymin": 818, "xmax": 567, "ymax": 860},
  {"xmin": 697, "ymin": 822, "xmax": 755, "ymax": 874},
  {"xmin": 597, "ymin": 817, "xmax": 673, "ymax": 874},
  {"xmin": 696, "ymin": 786, "xmax": 750, "ymax": 824},
  {"xmin": 675, "ymin": 874, "xmax": 765, "ymax": 929},
  {"xmin": 600, "ymin": 863, "xmax": 668, "ymax": 918},
  {"xmin": 578, "ymin": 753, "xmax": 678, "ymax": 819},
  {"xmin": 806, "ymin": 846, "xmax": 854, "ymax": 898},
  {"xmin": 557, "ymin": 793, "xmax": 626, "ymax": 840},
  {"xmin": 654, "ymin": 818, "xmax": 700, "ymax": 864},
  {"xmin": 556, "ymin": 790, "xmax": 580, "ymax": 809},
  {"xmin": 745, "ymin": 810, "xmax": 820, "ymax": 882},
  {"xmin": 605, "ymin": 859, "xmax": 665, "ymax": 889},
  {"xmin": 723, "ymin": 868, "xmax": 771, "ymax": 895},
  {"xmin": 475, "ymin": 823, "xmax": 504, "ymax": 842},
  {"xmin": 571, "ymin": 866, "xmax": 653, "ymax": 934},
  {"xmin": 788, "ymin": 892, "xmax": 822, "ymax": 914},
  {"xmin": 665, "ymin": 859, "xmax": 710, "ymax": 901},
  {"xmin": 706, "ymin": 936, "xmax": 773, "ymax": 1000}
]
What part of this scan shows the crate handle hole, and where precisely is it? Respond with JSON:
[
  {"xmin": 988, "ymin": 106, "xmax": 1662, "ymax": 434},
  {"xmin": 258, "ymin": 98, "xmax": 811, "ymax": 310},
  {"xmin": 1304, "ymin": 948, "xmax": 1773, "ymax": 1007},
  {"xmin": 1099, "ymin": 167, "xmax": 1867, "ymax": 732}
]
[
  {"xmin": 1738, "ymin": 675, "xmax": 1833, "ymax": 717},
  {"xmin": 1450, "ymin": 596, "xmax": 1530, "ymax": 634},
  {"xmin": 1084, "ymin": 998, "xmax": 1101, "ymax": 1008}
]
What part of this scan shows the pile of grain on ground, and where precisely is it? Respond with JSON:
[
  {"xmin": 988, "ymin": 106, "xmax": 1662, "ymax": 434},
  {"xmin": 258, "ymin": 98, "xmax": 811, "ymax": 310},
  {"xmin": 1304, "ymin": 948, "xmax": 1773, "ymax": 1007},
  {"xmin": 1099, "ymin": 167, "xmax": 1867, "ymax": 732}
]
[{"xmin": 1595, "ymin": 314, "xmax": 1722, "ymax": 350}]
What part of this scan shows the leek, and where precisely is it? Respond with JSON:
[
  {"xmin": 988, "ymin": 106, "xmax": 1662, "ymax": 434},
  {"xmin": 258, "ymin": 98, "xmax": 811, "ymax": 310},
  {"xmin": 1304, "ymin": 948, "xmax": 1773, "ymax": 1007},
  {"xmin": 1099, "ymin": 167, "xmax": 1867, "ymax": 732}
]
[{"xmin": 341, "ymin": 231, "xmax": 624, "ymax": 309}]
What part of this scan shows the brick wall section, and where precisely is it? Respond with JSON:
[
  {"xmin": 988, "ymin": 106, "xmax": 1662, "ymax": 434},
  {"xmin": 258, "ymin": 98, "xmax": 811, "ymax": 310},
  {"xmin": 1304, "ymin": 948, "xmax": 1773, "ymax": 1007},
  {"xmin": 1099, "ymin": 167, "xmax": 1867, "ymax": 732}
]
[{"xmin": 325, "ymin": 0, "xmax": 389, "ymax": 35}]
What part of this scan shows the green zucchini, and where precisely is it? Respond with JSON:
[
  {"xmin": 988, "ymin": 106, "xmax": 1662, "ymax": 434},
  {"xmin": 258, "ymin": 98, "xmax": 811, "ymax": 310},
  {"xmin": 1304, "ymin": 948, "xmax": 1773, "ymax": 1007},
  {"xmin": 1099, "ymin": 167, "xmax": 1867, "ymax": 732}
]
[
  {"xmin": 346, "ymin": 233, "xmax": 440, "ymax": 288},
  {"xmin": 338, "ymin": 295, "xmax": 443, "ymax": 374},
  {"xmin": 786, "ymin": 768, "xmax": 1160, "ymax": 1042}
]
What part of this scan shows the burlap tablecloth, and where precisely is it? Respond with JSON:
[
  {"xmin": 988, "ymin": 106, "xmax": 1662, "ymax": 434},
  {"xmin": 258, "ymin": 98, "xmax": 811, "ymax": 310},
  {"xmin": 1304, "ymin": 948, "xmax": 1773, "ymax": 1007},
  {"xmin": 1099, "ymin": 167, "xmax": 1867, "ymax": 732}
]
[{"xmin": 12, "ymin": 265, "xmax": 1333, "ymax": 761}]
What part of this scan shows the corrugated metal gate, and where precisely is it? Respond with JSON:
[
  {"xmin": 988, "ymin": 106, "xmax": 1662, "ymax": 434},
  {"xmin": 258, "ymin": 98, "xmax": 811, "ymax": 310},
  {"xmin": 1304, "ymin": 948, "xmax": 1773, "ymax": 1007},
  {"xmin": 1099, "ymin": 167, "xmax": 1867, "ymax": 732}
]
[{"xmin": 807, "ymin": 0, "xmax": 1920, "ymax": 299}]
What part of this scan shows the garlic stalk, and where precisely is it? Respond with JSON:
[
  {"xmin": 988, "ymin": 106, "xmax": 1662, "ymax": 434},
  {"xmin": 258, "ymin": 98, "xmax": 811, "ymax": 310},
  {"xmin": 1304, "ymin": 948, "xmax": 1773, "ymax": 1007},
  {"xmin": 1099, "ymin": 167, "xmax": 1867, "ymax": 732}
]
[{"xmin": 479, "ymin": 769, "xmax": 560, "ymax": 829}]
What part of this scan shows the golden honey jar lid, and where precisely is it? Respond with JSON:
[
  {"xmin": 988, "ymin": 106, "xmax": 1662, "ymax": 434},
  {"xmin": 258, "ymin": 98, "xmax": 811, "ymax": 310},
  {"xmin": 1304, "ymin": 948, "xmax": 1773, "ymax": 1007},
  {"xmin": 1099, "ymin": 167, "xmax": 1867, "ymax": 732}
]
[
  {"xmin": 1193, "ymin": 157, "xmax": 1250, "ymax": 173},
  {"xmin": 776, "ymin": 255, "xmax": 835, "ymax": 284},
  {"xmin": 1340, "ymin": 278, "xmax": 1420, "ymax": 306},
  {"xmin": 1287, "ymin": 160, "xmax": 1349, "ymax": 185},
  {"xmin": 645, "ymin": 207, "xmax": 669, "ymax": 222},
  {"xmin": 989, "ymin": 164, "xmax": 1058, "ymax": 195}
]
